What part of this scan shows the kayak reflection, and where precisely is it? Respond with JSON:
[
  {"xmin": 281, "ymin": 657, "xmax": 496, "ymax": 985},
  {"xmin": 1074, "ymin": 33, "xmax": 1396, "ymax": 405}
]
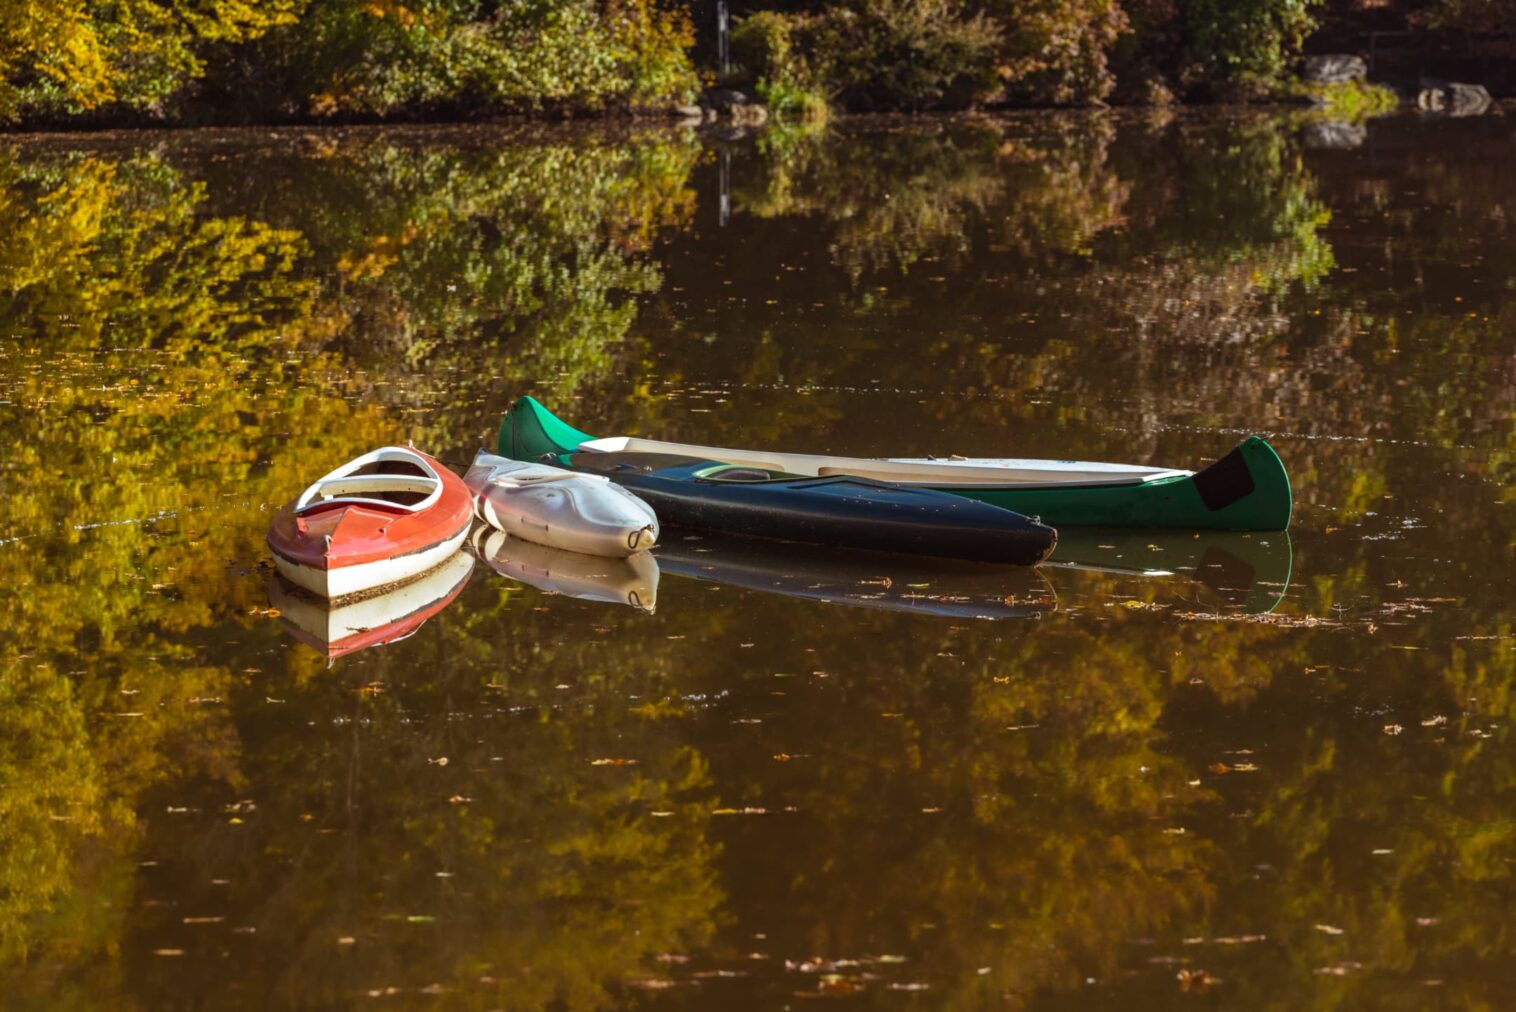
[
  {"xmin": 470, "ymin": 527, "xmax": 659, "ymax": 612},
  {"xmin": 1046, "ymin": 529, "xmax": 1293, "ymax": 614},
  {"xmin": 653, "ymin": 531, "xmax": 1055, "ymax": 620},
  {"xmin": 268, "ymin": 549, "xmax": 475, "ymax": 658}
]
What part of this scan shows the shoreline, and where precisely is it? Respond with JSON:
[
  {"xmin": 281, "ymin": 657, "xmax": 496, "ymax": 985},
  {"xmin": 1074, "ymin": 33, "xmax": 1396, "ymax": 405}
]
[{"xmin": 5, "ymin": 99, "xmax": 1502, "ymax": 146}]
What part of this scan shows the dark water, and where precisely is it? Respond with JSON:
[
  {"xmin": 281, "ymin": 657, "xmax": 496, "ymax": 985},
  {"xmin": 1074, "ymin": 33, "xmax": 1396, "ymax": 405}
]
[{"xmin": 1, "ymin": 111, "xmax": 1512, "ymax": 1009}]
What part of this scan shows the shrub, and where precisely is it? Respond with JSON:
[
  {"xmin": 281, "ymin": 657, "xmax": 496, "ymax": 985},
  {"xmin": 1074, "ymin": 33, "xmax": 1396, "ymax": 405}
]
[
  {"xmin": 0, "ymin": 0, "xmax": 303, "ymax": 122},
  {"xmin": 1181, "ymin": 0, "xmax": 1320, "ymax": 99},
  {"xmin": 732, "ymin": 10, "xmax": 829, "ymax": 119},
  {"xmin": 1286, "ymin": 79, "xmax": 1400, "ymax": 118},
  {"xmin": 3, "ymin": 0, "xmax": 696, "ymax": 124},
  {"xmin": 803, "ymin": 0, "xmax": 1003, "ymax": 112},
  {"xmin": 979, "ymin": 0, "xmax": 1131, "ymax": 105}
]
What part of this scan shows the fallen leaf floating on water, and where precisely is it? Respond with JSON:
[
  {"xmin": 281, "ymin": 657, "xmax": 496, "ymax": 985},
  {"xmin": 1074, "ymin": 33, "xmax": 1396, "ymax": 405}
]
[
  {"xmin": 590, "ymin": 758, "xmax": 638, "ymax": 766},
  {"xmin": 1383, "ymin": 724, "xmax": 1404, "ymax": 736},
  {"xmin": 1177, "ymin": 969, "xmax": 1217, "ymax": 992},
  {"xmin": 627, "ymin": 979, "xmax": 677, "ymax": 991},
  {"xmin": 1314, "ymin": 924, "xmax": 1345, "ymax": 935},
  {"xmin": 427, "ymin": 757, "xmax": 448, "ymax": 766},
  {"xmin": 817, "ymin": 975, "xmax": 864, "ymax": 995},
  {"xmin": 154, "ymin": 949, "xmax": 185, "ymax": 957}
]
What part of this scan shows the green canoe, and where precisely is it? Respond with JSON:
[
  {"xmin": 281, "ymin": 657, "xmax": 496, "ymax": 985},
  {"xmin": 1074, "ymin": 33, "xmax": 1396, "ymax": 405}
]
[{"xmin": 498, "ymin": 396, "xmax": 1293, "ymax": 532}]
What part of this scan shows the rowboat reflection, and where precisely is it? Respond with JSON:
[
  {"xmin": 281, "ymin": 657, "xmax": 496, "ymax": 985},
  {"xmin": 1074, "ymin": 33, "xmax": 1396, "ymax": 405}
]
[
  {"xmin": 268, "ymin": 548, "xmax": 475, "ymax": 658},
  {"xmin": 469, "ymin": 527, "xmax": 659, "ymax": 612},
  {"xmin": 1046, "ymin": 530, "xmax": 1293, "ymax": 614},
  {"xmin": 653, "ymin": 531, "xmax": 1055, "ymax": 619}
]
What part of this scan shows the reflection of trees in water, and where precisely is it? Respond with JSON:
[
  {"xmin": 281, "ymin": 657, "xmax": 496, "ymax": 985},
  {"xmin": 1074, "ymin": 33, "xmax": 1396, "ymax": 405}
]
[
  {"xmin": 1, "ymin": 118, "xmax": 1514, "ymax": 1007},
  {"xmin": 0, "ymin": 150, "xmax": 383, "ymax": 983},
  {"xmin": 662, "ymin": 114, "xmax": 1512, "ymax": 523},
  {"xmin": 115, "ymin": 600, "xmax": 722, "ymax": 1008},
  {"xmin": 0, "ymin": 135, "xmax": 707, "ymax": 1002},
  {"xmin": 181, "ymin": 130, "xmax": 701, "ymax": 450}
]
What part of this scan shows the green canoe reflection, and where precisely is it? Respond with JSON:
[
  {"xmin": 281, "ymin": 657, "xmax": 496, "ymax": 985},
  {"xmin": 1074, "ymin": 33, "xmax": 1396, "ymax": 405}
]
[{"xmin": 1047, "ymin": 529, "xmax": 1293, "ymax": 615}]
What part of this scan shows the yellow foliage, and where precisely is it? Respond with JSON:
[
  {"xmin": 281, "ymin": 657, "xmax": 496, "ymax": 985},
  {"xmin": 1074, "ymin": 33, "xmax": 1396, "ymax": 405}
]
[{"xmin": 0, "ymin": 0, "xmax": 305, "ymax": 120}]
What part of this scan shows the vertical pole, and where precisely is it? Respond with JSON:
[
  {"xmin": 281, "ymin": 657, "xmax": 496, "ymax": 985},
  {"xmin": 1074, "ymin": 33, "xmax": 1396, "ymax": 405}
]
[
  {"xmin": 717, "ymin": 2, "xmax": 730, "ymax": 76},
  {"xmin": 719, "ymin": 147, "xmax": 731, "ymax": 228}
]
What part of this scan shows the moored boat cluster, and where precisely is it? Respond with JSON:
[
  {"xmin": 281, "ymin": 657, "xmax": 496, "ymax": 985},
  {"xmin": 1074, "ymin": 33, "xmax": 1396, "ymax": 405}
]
[{"xmin": 265, "ymin": 397, "xmax": 1295, "ymax": 657}]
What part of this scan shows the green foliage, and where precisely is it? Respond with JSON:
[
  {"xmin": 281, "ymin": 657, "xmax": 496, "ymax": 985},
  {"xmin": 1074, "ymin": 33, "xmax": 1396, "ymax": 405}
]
[
  {"xmin": 729, "ymin": 0, "xmax": 1318, "ymax": 111},
  {"xmin": 979, "ymin": 0, "xmax": 1131, "ymax": 104},
  {"xmin": 1, "ymin": 0, "xmax": 696, "ymax": 124},
  {"xmin": 1182, "ymin": 0, "xmax": 1320, "ymax": 98},
  {"xmin": 260, "ymin": 0, "xmax": 697, "ymax": 118},
  {"xmin": 733, "ymin": 10, "xmax": 831, "ymax": 120},
  {"xmin": 1288, "ymin": 78, "xmax": 1401, "ymax": 118},
  {"xmin": 799, "ymin": 0, "xmax": 1003, "ymax": 112}
]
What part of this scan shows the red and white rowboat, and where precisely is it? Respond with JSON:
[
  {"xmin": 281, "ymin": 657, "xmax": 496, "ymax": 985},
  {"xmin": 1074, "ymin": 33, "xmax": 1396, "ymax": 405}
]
[{"xmin": 266, "ymin": 446, "xmax": 473, "ymax": 600}]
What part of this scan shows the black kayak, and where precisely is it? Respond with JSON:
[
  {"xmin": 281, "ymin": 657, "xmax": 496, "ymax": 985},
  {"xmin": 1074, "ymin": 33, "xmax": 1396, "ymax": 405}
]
[{"xmin": 559, "ymin": 450, "xmax": 1057, "ymax": 565}]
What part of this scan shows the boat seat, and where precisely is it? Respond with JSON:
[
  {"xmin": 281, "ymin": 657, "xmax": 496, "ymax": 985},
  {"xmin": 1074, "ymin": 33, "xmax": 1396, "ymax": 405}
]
[
  {"xmin": 314, "ymin": 475, "xmax": 438, "ymax": 498},
  {"xmin": 297, "ymin": 474, "xmax": 440, "ymax": 513}
]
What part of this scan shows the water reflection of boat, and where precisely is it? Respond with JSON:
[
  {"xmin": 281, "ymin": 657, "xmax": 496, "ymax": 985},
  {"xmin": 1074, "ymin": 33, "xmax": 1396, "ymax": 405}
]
[
  {"xmin": 653, "ymin": 531, "xmax": 1055, "ymax": 619},
  {"xmin": 470, "ymin": 528, "xmax": 659, "ymax": 612},
  {"xmin": 268, "ymin": 549, "xmax": 475, "ymax": 659},
  {"xmin": 1046, "ymin": 530, "xmax": 1293, "ymax": 614}
]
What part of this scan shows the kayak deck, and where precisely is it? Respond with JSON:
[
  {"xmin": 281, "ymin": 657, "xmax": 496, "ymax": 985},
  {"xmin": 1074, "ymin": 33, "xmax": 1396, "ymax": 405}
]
[{"xmin": 563, "ymin": 451, "xmax": 1059, "ymax": 565}]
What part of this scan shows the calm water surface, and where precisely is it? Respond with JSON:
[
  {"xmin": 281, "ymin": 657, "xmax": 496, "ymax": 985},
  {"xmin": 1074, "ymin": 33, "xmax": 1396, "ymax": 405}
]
[{"xmin": 1, "ymin": 111, "xmax": 1512, "ymax": 1009}]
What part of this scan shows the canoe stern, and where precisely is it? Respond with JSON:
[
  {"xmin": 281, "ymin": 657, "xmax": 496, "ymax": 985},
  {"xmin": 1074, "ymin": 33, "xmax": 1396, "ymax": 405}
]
[{"xmin": 498, "ymin": 395, "xmax": 594, "ymax": 460}]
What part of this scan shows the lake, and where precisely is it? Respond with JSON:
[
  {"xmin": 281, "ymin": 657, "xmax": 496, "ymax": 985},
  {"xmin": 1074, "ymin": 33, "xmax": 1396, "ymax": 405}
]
[{"xmin": 1, "ymin": 109, "xmax": 1512, "ymax": 1008}]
